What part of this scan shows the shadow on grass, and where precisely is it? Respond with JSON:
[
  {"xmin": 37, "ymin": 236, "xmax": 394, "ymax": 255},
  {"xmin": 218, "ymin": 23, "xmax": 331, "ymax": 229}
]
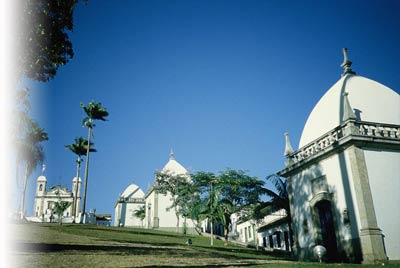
[
  {"xmin": 192, "ymin": 245, "xmax": 294, "ymax": 261},
  {"xmin": 48, "ymin": 225, "xmax": 187, "ymax": 239},
  {"xmin": 15, "ymin": 242, "xmax": 187, "ymax": 255}
]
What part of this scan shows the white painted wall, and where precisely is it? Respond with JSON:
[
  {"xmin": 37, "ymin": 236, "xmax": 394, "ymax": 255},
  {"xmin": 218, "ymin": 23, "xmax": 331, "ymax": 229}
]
[{"xmin": 364, "ymin": 149, "xmax": 400, "ymax": 260}]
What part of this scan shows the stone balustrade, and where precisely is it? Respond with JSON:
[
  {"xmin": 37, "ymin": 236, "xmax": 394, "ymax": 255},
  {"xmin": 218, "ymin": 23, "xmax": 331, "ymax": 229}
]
[{"xmin": 286, "ymin": 121, "xmax": 400, "ymax": 166}]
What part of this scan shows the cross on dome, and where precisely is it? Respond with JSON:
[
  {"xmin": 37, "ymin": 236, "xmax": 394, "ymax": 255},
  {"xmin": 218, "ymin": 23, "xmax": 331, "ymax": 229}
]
[{"xmin": 340, "ymin": 48, "xmax": 356, "ymax": 76}]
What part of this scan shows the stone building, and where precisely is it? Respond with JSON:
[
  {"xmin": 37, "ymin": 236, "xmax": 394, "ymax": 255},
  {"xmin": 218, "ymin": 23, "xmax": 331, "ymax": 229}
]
[{"xmin": 279, "ymin": 49, "xmax": 399, "ymax": 263}]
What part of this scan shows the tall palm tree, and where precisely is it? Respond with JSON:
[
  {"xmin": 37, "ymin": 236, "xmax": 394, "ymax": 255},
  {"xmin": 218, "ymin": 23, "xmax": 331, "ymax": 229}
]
[
  {"xmin": 19, "ymin": 118, "xmax": 48, "ymax": 219},
  {"xmin": 80, "ymin": 101, "xmax": 108, "ymax": 223},
  {"xmin": 260, "ymin": 174, "xmax": 293, "ymax": 252},
  {"xmin": 65, "ymin": 137, "xmax": 96, "ymax": 222}
]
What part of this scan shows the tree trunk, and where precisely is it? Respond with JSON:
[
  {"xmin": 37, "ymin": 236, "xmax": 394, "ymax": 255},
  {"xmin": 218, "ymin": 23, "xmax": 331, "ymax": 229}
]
[
  {"xmin": 224, "ymin": 225, "xmax": 229, "ymax": 245},
  {"xmin": 73, "ymin": 157, "xmax": 81, "ymax": 223},
  {"xmin": 20, "ymin": 164, "xmax": 29, "ymax": 219},
  {"xmin": 176, "ymin": 213, "xmax": 180, "ymax": 233},
  {"xmin": 253, "ymin": 222, "xmax": 259, "ymax": 251},
  {"xmin": 81, "ymin": 127, "xmax": 92, "ymax": 223},
  {"xmin": 210, "ymin": 220, "xmax": 214, "ymax": 246}
]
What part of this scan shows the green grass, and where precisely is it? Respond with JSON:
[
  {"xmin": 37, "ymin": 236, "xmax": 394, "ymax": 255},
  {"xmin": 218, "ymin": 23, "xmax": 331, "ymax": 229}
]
[{"xmin": 12, "ymin": 223, "xmax": 400, "ymax": 268}]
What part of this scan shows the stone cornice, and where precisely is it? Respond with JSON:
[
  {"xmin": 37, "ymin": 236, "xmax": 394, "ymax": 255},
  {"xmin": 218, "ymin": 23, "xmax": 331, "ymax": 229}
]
[{"xmin": 279, "ymin": 120, "xmax": 400, "ymax": 177}]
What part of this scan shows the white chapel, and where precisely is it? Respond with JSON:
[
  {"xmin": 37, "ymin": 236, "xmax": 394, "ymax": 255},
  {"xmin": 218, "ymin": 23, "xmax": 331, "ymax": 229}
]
[
  {"xmin": 114, "ymin": 151, "xmax": 196, "ymax": 233},
  {"xmin": 279, "ymin": 49, "xmax": 400, "ymax": 263}
]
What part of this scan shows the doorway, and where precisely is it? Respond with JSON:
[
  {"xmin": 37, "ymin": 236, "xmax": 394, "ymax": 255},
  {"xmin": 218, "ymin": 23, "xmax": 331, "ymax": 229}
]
[{"xmin": 316, "ymin": 200, "xmax": 338, "ymax": 261}]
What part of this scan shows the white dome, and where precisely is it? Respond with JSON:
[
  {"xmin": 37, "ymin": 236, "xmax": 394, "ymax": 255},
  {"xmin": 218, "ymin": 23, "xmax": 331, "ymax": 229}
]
[
  {"xmin": 299, "ymin": 74, "xmax": 400, "ymax": 148},
  {"xmin": 37, "ymin": 175, "xmax": 46, "ymax": 182},
  {"xmin": 161, "ymin": 159, "xmax": 188, "ymax": 175},
  {"xmin": 120, "ymin": 183, "xmax": 145, "ymax": 199},
  {"xmin": 72, "ymin": 176, "xmax": 81, "ymax": 182}
]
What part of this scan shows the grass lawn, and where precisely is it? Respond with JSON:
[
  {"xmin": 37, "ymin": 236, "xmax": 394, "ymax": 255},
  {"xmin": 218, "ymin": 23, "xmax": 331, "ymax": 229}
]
[{"xmin": 11, "ymin": 223, "xmax": 399, "ymax": 268}]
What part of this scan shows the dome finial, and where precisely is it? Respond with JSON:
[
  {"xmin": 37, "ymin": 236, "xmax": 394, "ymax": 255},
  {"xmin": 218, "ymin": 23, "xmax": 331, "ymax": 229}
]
[
  {"xmin": 340, "ymin": 48, "xmax": 356, "ymax": 77},
  {"xmin": 170, "ymin": 148, "xmax": 175, "ymax": 160},
  {"xmin": 284, "ymin": 132, "xmax": 294, "ymax": 156},
  {"xmin": 284, "ymin": 132, "xmax": 295, "ymax": 167}
]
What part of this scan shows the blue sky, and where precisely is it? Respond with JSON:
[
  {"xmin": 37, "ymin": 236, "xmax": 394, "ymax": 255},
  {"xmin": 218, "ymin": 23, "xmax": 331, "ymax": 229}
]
[{"xmin": 24, "ymin": 0, "xmax": 400, "ymax": 216}]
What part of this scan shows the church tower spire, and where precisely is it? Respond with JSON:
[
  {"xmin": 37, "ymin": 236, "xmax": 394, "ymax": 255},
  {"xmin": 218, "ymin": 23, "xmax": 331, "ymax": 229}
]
[
  {"xmin": 169, "ymin": 148, "xmax": 175, "ymax": 160},
  {"xmin": 340, "ymin": 48, "xmax": 356, "ymax": 77}
]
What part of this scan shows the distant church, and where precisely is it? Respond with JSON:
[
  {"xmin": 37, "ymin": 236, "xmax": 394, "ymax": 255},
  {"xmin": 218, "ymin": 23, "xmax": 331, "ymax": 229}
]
[
  {"xmin": 114, "ymin": 150, "xmax": 196, "ymax": 233},
  {"xmin": 279, "ymin": 49, "xmax": 400, "ymax": 263},
  {"xmin": 29, "ymin": 166, "xmax": 82, "ymax": 223}
]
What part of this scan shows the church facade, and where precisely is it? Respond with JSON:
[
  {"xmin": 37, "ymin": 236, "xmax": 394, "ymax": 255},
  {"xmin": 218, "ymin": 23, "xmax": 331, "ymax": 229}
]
[
  {"xmin": 30, "ymin": 173, "xmax": 81, "ymax": 223},
  {"xmin": 279, "ymin": 49, "xmax": 400, "ymax": 263}
]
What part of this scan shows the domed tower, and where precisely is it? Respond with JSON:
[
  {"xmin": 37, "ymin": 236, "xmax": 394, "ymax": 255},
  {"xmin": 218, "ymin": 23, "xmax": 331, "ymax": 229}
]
[
  {"xmin": 33, "ymin": 165, "xmax": 47, "ymax": 217},
  {"xmin": 72, "ymin": 176, "xmax": 82, "ymax": 219},
  {"xmin": 278, "ymin": 49, "xmax": 399, "ymax": 263}
]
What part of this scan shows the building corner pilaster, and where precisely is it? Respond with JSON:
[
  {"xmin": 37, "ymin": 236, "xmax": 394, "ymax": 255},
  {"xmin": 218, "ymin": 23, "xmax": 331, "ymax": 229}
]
[{"xmin": 347, "ymin": 145, "xmax": 387, "ymax": 264}]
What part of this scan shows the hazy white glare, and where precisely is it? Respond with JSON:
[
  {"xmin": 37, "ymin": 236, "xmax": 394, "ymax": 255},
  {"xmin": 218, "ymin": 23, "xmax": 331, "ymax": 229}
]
[{"xmin": 1, "ymin": 1, "xmax": 19, "ymax": 267}]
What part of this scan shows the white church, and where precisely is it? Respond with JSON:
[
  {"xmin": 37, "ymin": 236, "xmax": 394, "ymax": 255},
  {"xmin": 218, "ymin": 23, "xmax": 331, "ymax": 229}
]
[
  {"xmin": 29, "ymin": 168, "xmax": 82, "ymax": 223},
  {"xmin": 114, "ymin": 150, "xmax": 197, "ymax": 233},
  {"xmin": 278, "ymin": 49, "xmax": 399, "ymax": 263}
]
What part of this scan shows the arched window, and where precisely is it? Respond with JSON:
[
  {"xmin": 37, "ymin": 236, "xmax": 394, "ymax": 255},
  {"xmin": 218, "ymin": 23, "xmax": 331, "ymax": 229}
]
[{"xmin": 39, "ymin": 184, "xmax": 43, "ymax": 191}]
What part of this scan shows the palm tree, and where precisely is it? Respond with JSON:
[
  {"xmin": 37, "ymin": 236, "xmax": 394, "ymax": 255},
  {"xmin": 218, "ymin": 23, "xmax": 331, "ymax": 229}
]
[
  {"xmin": 80, "ymin": 101, "xmax": 109, "ymax": 223},
  {"xmin": 19, "ymin": 118, "xmax": 48, "ymax": 219},
  {"xmin": 260, "ymin": 174, "xmax": 293, "ymax": 252},
  {"xmin": 54, "ymin": 200, "xmax": 71, "ymax": 225},
  {"xmin": 65, "ymin": 137, "xmax": 96, "ymax": 222},
  {"xmin": 192, "ymin": 172, "xmax": 223, "ymax": 246},
  {"xmin": 133, "ymin": 205, "xmax": 146, "ymax": 228}
]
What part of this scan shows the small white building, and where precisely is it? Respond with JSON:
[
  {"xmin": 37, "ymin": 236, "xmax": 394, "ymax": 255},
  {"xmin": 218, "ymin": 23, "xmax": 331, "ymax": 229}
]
[
  {"xmin": 231, "ymin": 209, "xmax": 291, "ymax": 251},
  {"xmin": 257, "ymin": 210, "xmax": 291, "ymax": 251},
  {"xmin": 114, "ymin": 182, "xmax": 145, "ymax": 227}
]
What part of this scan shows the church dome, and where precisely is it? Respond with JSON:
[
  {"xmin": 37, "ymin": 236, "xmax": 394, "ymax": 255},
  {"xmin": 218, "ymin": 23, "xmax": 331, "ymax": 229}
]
[
  {"xmin": 37, "ymin": 175, "xmax": 47, "ymax": 182},
  {"xmin": 161, "ymin": 150, "xmax": 189, "ymax": 176},
  {"xmin": 120, "ymin": 183, "xmax": 145, "ymax": 199},
  {"xmin": 299, "ymin": 74, "xmax": 400, "ymax": 148},
  {"xmin": 72, "ymin": 176, "xmax": 81, "ymax": 182}
]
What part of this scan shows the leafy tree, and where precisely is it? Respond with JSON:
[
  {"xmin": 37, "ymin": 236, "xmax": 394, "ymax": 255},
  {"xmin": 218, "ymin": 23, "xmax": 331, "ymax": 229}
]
[
  {"xmin": 17, "ymin": 0, "xmax": 85, "ymax": 82},
  {"xmin": 80, "ymin": 101, "xmax": 108, "ymax": 223},
  {"xmin": 133, "ymin": 205, "xmax": 146, "ymax": 228},
  {"xmin": 191, "ymin": 172, "xmax": 224, "ymax": 246},
  {"xmin": 154, "ymin": 171, "xmax": 194, "ymax": 233},
  {"xmin": 259, "ymin": 174, "xmax": 293, "ymax": 252},
  {"xmin": 65, "ymin": 136, "xmax": 96, "ymax": 222},
  {"xmin": 218, "ymin": 169, "xmax": 264, "ymax": 243},
  {"xmin": 53, "ymin": 191, "xmax": 72, "ymax": 225},
  {"xmin": 18, "ymin": 118, "xmax": 48, "ymax": 219}
]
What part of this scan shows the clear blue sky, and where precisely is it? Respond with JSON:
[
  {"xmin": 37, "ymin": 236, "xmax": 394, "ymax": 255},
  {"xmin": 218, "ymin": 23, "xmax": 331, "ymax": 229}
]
[{"xmin": 24, "ymin": 0, "xmax": 400, "ymax": 216}]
